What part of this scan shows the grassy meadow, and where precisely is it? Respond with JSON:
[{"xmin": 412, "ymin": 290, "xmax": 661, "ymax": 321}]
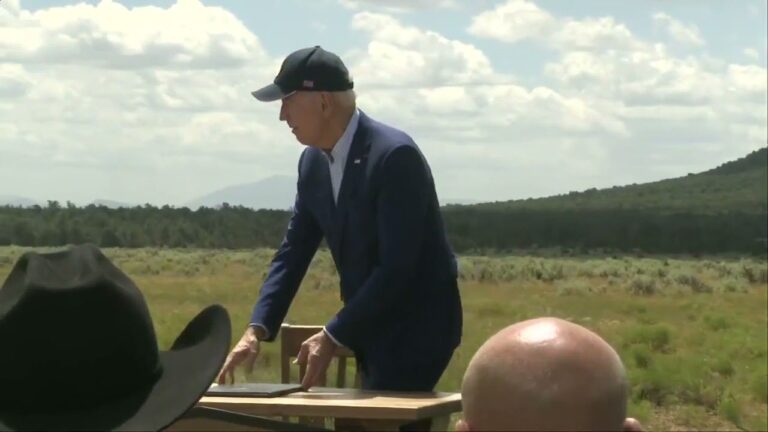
[{"xmin": 1, "ymin": 246, "xmax": 766, "ymax": 431}]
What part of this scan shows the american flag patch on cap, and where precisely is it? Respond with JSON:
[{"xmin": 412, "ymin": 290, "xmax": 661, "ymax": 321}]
[{"xmin": 303, "ymin": 80, "xmax": 314, "ymax": 88}]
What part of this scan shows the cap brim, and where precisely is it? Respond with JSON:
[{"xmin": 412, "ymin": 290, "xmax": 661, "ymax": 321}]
[
  {"xmin": 0, "ymin": 305, "xmax": 232, "ymax": 432},
  {"xmin": 251, "ymin": 83, "xmax": 294, "ymax": 102}
]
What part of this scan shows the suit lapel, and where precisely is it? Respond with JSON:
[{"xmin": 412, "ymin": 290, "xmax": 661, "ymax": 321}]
[{"xmin": 333, "ymin": 112, "xmax": 371, "ymax": 256}]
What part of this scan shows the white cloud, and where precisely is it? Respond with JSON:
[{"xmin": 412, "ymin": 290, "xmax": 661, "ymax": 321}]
[
  {"xmin": 0, "ymin": 0, "xmax": 21, "ymax": 17},
  {"xmin": 350, "ymin": 12, "xmax": 499, "ymax": 87},
  {"xmin": 0, "ymin": 0, "xmax": 267, "ymax": 69},
  {"xmin": 468, "ymin": 0, "xmax": 555, "ymax": 44},
  {"xmin": 541, "ymin": 42, "xmax": 765, "ymax": 163},
  {"xmin": 0, "ymin": 64, "xmax": 31, "ymax": 98},
  {"xmin": 727, "ymin": 64, "xmax": 768, "ymax": 95},
  {"xmin": 418, "ymin": 86, "xmax": 483, "ymax": 115},
  {"xmin": 551, "ymin": 17, "xmax": 641, "ymax": 51},
  {"xmin": 546, "ymin": 46, "xmax": 725, "ymax": 107},
  {"xmin": 652, "ymin": 12, "xmax": 705, "ymax": 47},
  {"xmin": 469, "ymin": 0, "xmax": 640, "ymax": 52}
]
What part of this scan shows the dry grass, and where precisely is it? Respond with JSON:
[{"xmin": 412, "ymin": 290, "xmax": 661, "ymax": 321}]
[{"xmin": 1, "ymin": 246, "xmax": 766, "ymax": 431}]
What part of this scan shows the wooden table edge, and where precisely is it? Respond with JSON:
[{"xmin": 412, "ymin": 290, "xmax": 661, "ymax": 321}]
[{"xmin": 196, "ymin": 390, "xmax": 462, "ymax": 421}]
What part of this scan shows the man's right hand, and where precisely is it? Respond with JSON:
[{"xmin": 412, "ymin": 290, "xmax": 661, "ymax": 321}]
[{"xmin": 216, "ymin": 326, "xmax": 263, "ymax": 385}]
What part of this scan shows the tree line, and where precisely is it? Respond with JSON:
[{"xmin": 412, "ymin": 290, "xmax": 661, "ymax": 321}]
[
  {"xmin": 444, "ymin": 207, "xmax": 766, "ymax": 255},
  {"xmin": 1, "ymin": 201, "xmax": 765, "ymax": 256}
]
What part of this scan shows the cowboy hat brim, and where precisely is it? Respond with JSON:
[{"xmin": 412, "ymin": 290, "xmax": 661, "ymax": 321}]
[{"xmin": 0, "ymin": 304, "xmax": 231, "ymax": 432}]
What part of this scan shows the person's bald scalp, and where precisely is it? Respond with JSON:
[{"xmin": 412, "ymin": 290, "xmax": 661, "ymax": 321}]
[{"xmin": 460, "ymin": 317, "xmax": 629, "ymax": 431}]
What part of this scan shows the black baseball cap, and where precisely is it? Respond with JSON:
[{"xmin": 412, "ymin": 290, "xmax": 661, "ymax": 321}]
[{"xmin": 252, "ymin": 46, "xmax": 354, "ymax": 102}]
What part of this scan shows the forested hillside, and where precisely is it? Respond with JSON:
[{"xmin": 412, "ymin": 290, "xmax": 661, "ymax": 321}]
[{"xmin": 461, "ymin": 148, "xmax": 767, "ymax": 214}]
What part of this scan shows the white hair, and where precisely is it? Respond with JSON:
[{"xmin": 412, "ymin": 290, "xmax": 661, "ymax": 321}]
[{"xmin": 330, "ymin": 89, "xmax": 356, "ymax": 110}]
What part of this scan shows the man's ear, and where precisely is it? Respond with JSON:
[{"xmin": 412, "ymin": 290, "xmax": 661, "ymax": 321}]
[
  {"xmin": 623, "ymin": 417, "xmax": 643, "ymax": 432},
  {"xmin": 455, "ymin": 418, "xmax": 471, "ymax": 432},
  {"xmin": 319, "ymin": 92, "xmax": 332, "ymax": 114}
]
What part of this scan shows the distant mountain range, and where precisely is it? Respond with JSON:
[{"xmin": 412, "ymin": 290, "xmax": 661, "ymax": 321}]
[
  {"xmin": 185, "ymin": 175, "xmax": 297, "ymax": 210},
  {"xmin": 0, "ymin": 195, "xmax": 38, "ymax": 207},
  {"xmin": 0, "ymin": 197, "xmax": 136, "ymax": 209},
  {"xmin": 183, "ymin": 175, "xmax": 481, "ymax": 209}
]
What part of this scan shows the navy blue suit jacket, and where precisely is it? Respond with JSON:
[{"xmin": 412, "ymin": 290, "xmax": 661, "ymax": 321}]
[{"xmin": 251, "ymin": 111, "xmax": 462, "ymax": 389}]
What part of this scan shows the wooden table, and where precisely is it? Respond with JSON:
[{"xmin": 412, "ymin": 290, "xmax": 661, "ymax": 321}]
[{"xmin": 173, "ymin": 387, "xmax": 462, "ymax": 431}]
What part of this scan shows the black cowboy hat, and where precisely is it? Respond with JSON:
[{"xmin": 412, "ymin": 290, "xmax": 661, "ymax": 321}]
[{"xmin": 0, "ymin": 243, "xmax": 231, "ymax": 431}]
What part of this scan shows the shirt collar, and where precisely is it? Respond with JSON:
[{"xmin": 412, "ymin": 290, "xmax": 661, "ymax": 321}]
[{"xmin": 326, "ymin": 108, "xmax": 359, "ymax": 164}]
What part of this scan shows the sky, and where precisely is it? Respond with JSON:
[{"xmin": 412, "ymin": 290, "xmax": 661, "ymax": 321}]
[{"xmin": 1, "ymin": 0, "xmax": 766, "ymax": 206}]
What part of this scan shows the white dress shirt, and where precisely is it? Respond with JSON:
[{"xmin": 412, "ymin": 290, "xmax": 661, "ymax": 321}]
[{"xmin": 324, "ymin": 108, "xmax": 360, "ymax": 204}]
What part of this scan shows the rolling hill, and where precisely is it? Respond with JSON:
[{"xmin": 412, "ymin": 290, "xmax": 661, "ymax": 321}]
[{"xmin": 459, "ymin": 147, "xmax": 767, "ymax": 214}]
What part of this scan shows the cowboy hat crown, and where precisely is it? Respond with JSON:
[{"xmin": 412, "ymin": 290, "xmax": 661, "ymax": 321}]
[{"xmin": 0, "ymin": 244, "xmax": 231, "ymax": 431}]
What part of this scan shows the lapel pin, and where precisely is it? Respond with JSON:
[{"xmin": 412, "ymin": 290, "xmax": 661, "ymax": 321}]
[{"xmin": 354, "ymin": 159, "xmax": 361, "ymax": 164}]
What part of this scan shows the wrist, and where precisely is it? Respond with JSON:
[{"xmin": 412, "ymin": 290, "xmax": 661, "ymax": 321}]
[
  {"xmin": 322, "ymin": 327, "xmax": 343, "ymax": 348},
  {"xmin": 248, "ymin": 324, "xmax": 267, "ymax": 341}
]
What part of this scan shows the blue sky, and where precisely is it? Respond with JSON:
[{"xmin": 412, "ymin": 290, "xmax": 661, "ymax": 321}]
[{"xmin": 1, "ymin": 0, "xmax": 766, "ymax": 206}]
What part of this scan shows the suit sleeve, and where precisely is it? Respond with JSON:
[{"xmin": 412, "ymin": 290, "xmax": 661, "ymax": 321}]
[
  {"xmin": 325, "ymin": 145, "xmax": 429, "ymax": 349},
  {"xmin": 250, "ymin": 152, "xmax": 324, "ymax": 342}
]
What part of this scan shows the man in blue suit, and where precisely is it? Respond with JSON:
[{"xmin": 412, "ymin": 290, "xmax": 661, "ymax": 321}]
[{"xmin": 217, "ymin": 46, "xmax": 462, "ymax": 396}]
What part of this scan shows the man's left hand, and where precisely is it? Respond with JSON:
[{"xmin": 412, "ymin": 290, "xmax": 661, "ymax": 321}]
[{"xmin": 295, "ymin": 330, "xmax": 338, "ymax": 390}]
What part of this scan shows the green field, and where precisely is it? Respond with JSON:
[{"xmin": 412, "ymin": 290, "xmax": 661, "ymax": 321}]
[{"xmin": 1, "ymin": 246, "xmax": 766, "ymax": 431}]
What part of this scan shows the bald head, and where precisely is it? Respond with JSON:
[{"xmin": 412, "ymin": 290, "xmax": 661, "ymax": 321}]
[{"xmin": 459, "ymin": 318, "xmax": 640, "ymax": 432}]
